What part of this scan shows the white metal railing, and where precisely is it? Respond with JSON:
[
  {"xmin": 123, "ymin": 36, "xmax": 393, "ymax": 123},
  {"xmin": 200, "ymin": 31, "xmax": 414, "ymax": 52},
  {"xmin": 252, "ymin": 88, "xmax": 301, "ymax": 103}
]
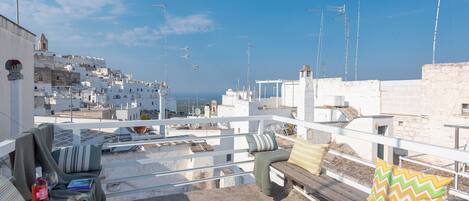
[{"xmin": 1, "ymin": 115, "xmax": 469, "ymax": 200}]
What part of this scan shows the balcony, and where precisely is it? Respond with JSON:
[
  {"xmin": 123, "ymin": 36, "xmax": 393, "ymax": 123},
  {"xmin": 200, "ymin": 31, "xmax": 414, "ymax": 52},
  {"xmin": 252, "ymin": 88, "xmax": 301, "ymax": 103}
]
[{"xmin": 1, "ymin": 115, "xmax": 469, "ymax": 200}]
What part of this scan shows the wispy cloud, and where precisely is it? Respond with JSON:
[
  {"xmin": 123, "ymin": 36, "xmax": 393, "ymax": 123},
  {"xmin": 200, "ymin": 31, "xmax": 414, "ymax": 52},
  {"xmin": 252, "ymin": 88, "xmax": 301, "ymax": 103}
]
[
  {"xmin": 387, "ymin": 8, "xmax": 427, "ymax": 19},
  {"xmin": 0, "ymin": 0, "xmax": 125, "ymax": 47},
  {"xmin": 106, "ymin": 26, "xmax": 161, "ymax": 47},
  {"xmin": 107, "ymin": 13, "xmax": 215, "ymax": 46},
  {"xmin": 161, "ymin": 13, "xmax": 214, "ymax": 35}
]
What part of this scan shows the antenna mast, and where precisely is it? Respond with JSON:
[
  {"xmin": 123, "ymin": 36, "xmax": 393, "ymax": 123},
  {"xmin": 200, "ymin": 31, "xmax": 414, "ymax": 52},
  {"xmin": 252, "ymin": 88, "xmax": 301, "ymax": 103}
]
[
  {"xmin": 16, "ymin": 0, "xmax": 19, "ymax": 24},
  {"xmin": 316, "ymin": 10, "xmax": 325, "ymax": 79},
  {"xmin": 308, "ymin": 8, "xmax": 325, "ymax": 98},
  {"xmin": 432, "ymin": 0, "xmax": 441, "ymax": 64},
  {"xmin": 343, "ymin": 4, "xmax": 350, "ymax": 81},
  {"xmin": 153, "ymin": 4, "xmax": 168, "ymax": 82},
  {"xmin": 247, "ymin": 43, "xmax": 253, "ymax": 98},
  {"xmin": 329, "ymin": 4, "xmax": 350, "ymax": 81},
  {"xmin": 354, "ymin": 0, "xmax": 361, "ymax": 80}
]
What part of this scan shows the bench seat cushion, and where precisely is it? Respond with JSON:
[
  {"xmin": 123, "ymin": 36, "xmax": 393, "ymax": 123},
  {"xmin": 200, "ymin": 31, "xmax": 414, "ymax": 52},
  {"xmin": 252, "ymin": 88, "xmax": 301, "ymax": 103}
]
[{"xmin": 271, "ymin": 161, "xmax": 368, "ymax": 201}]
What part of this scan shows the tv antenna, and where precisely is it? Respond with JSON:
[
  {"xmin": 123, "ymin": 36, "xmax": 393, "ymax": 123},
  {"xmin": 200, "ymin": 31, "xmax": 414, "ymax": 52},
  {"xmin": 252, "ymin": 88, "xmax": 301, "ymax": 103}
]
[
  {"xmin": 247, "ymin": 43, "xmax": 254, "ymax": 97},
  {"xmin": 354, "ymin": 0, "xmax": 361, "ymax": 80},
  {"xmin": 329, "ymin": 4, "xmax": 350, "ymax": 81},
  {"xmin": 432, "ymin": 0, "xmax": 442, "ymax": 64},
  {"xmin": 308, "ymin": 8, "xmax": 325, "ymax": 98},
  {"xmin": 153, "ymin": 3, "xmax": 168, "ymax": 82}
]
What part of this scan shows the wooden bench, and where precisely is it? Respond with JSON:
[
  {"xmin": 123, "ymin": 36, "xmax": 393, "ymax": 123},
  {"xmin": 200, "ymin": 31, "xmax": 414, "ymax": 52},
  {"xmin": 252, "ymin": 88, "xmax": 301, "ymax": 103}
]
[{"xmin": 270, "ymin": 161, "xmax": 368, "ymax": 201}]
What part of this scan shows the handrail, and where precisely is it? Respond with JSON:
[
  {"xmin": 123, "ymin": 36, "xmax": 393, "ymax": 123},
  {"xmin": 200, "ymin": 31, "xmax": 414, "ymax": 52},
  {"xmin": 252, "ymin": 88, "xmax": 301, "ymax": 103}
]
[
  {"xmin": 271, "ymin": 115, "xmax": 469, "ymax": 164},
  {"xmin": 0, "ymin": 140, "xmax": 14, "ymax": 158},
  {"xmin": 55, "ymin": 115, "xmax": 271, "ymax": 129},
  {"xmin": 104, "ymin": 133, "xmax": 249, "ymax": 149},
  {"xmin": 106, "ymin": 171, "xmax": 253, "ymax": 198},
  {"xmin": 104, "ymin": 160, "xmax": 254, "ymax": 184}
]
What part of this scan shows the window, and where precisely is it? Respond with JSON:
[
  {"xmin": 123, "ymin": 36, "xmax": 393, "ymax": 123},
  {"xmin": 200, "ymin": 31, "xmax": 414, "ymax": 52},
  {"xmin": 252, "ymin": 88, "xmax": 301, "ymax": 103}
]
[
  {"xmin": 56, "ymin": 76, "xmax": 60, "ymax": 80},
  {"xmin": 462, "ymin": 104, "xmax": 469, "ymax": 116},
  {"xmin": 226, "ymin": 154, "xmax": 232, "ymax": 162},
  {"xmin": 398, "ymin": 121, "xmax": 404, "ymax": 126},
  {"xmin": 377, "ymin": 126, "xmax": 387, "ymax": 160}
]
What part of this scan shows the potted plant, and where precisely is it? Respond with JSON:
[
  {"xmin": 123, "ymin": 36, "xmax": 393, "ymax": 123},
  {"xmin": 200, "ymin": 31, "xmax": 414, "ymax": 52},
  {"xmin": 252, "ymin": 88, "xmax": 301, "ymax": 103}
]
[{"xmin": 134, "ymin": 113, "xmax": 151, "ymax": 134}]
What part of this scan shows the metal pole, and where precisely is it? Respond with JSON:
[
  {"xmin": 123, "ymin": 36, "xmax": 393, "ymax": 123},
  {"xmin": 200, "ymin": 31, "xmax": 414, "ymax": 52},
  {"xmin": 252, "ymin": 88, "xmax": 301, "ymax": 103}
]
[
  {"xmin": 258, "ymin": 83, "xmax": 261, "ymax": 101},
  {"xmin": 69, "ymin": 87, "xmax": 73, "ymax": 123},
  {"xmin": 263, "ymin": 85, "xmax": 266, "ymax": 99},
  {"xmin": 247, "ymin": 44, "xmax": 252, "ymax": 95},
  {"xmin": 432, "ymin": 0, "xmax": 441, "ymax": 64},
  {"xmin": 163, "ymin": 6, "xmax": 168, "ymax": 82},
  {"xmin": 276, "ymin": 82, "xmax": 279, "ymax": 108},
  {"xmin": 153, "ymin": 4, "xmax": 168, "ymax": 82},
  {"xmin": 344, "ymin": 4, "xmax": 350, "ymax": 81},
  {"xmin": 16, "ymin": 0, "xmax": 19, "ymax": 24},
  {"xmin": 315, "ymin": 10, "xmax": 324, "ymax": 80},
  {"xmin": 354, "ymin": 0, "xmax": 361, "ymax": 80},
  {"xmin": 315, "ymin": 10, "xmax": 324, "ymax": 98},
  {"xmin": 455, "ymin": 127, "xmax": 460, "ymax": 190}
]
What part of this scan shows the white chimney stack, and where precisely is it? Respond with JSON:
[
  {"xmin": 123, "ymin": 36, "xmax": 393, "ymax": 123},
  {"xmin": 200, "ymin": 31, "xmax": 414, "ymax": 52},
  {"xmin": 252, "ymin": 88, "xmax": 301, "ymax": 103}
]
[{"xmin": 297, "ymin": 65, "xmax": 314, "ymax": 139}]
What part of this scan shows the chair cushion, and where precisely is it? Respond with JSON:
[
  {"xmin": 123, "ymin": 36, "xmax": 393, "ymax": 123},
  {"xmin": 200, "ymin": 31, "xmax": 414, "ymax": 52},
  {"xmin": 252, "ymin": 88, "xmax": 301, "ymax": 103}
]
[
  {"xmin": 388, "ymin": 165, "xmax": 453, "ymax": 201},
  {"xmin": 245, "ymin": 133, "xmax": 278, "ymax": 153},
  {"xmin": 287, "ymin": 137, "xmax": 329, "ymax": 176},
  {"xmin": 52, "ymin": 144, "xmax": 102, "ymax": 174},
  {"xmin": 367, "ymin": 159, "xmax": 393, "ymax": 201},
  {"xmin": 0, "ymin": 176, "xmax": 25, "ymax": 201}
]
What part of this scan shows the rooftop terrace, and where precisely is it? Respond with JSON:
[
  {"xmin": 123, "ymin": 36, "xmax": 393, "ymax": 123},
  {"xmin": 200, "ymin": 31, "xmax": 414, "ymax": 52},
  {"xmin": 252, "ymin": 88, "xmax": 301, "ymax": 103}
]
[{"xmin": 1, "ymin": 115, "xmax": 469, "ymax": 200}]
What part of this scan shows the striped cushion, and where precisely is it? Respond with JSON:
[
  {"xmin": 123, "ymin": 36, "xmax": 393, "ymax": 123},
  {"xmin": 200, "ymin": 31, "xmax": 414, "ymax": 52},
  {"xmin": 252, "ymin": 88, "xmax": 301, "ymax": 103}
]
[
  {"xmin": 367, "ymin": 159, "xmax": 393, "ymax": 201},
  {"xmin": 245, "ymin": 133, "xmax": 278, "ymax": 153},
  {"xmin": 0, "ymin": 176, "xmax": 25, "ymax": 201},
  {"xmin": 52, "ymin": 145, "xmax": 102, "ymax": 174},
  {"xmin": 287, "ymin": 137, "xmax": 329, "ymax": 176},
  {"xmin": 388, "ymin": 166, "xmax": 453, "ymax": 201}
]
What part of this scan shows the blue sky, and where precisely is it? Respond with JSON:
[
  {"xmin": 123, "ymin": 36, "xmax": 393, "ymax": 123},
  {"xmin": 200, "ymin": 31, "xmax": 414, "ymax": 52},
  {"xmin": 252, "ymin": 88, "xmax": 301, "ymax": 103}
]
[{"xmin": 1, "ymin": 0, "xmax": 469, "ymax": 94}]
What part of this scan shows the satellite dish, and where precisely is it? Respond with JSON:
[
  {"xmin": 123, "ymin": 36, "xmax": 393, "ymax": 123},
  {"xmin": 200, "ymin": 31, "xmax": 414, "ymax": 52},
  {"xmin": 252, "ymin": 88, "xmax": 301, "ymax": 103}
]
[{"xmin": 195, "ymin": 108, "xmax": 201, "ymax": 116}]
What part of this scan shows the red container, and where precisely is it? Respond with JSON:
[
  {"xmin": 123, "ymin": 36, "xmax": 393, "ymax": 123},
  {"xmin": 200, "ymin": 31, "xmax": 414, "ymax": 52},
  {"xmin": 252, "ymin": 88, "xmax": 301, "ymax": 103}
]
[{"xmin": 32, "ymin": 178, "xmax": 49, "ymax": 201}]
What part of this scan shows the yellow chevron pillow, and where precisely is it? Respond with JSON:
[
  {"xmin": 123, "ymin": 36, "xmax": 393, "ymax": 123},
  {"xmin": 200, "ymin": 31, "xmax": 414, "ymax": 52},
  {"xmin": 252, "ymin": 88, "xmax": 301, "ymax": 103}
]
[
  {"xmin": 367, "ymin": 159, "xmax": 393, "ymax": 201},
  {"xmin": 287, "ymin": 137, "xmax": 329, "ymax": 176},
  {"xmin": 388, "ymin": 166, "xmax": 453, "ymax": 201}
]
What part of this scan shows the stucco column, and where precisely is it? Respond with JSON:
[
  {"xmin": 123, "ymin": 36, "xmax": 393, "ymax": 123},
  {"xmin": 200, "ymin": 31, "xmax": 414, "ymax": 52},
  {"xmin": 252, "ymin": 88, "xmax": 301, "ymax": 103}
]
[
  {"xmin": 158, "ymin": 82, "xmax": 168, "ymax": 136},
  {"xmin": 6, "ymin": 61, "xmax": 23, "ymax": 138}
]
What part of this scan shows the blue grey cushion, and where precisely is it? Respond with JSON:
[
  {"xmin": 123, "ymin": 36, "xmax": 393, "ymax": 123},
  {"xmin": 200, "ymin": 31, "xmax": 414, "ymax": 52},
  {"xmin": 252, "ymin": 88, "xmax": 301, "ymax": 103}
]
[
  {"xmin": 245, "ymin": 133, "xmax": 278, "ymax": 153},
  {"xmin": 51, "ymin": 145, "xmax": 102, "ymax": 174}
]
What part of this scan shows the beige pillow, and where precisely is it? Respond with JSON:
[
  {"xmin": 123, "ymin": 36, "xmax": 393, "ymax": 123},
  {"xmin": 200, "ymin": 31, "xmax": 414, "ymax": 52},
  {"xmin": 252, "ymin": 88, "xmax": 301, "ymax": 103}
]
[{"xmin": 287, "ymin": 137, "xmax": 329, "ymax": 175}]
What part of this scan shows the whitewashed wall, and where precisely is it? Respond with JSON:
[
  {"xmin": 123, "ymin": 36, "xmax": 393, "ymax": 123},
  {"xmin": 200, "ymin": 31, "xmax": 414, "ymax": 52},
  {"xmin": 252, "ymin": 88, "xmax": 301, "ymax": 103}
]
[
  {"xmin": 0, "ymin": 17, "xmax": 35, "ymax": 141},
  {"xmin": 421, "ymin": 63, "xmax": 469, "ymax": 148},
  {"xmin": 333, "ymin": 116, "xmax": 394, "ymax": 163}
]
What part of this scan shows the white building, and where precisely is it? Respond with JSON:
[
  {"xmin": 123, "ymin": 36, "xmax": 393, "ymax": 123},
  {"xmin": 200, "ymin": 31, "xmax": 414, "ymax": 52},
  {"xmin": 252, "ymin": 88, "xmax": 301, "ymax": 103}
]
[
  {"xmin": 0, "ymin": 15, "xmax": 35, "ymax": 141},
  {"xmin": 33, "ymin": 34, "xmax": 177, "ymax": 117},
  {"xmin": 217, "ymin": 65, "xmax": 395, "ymax": 165}
]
